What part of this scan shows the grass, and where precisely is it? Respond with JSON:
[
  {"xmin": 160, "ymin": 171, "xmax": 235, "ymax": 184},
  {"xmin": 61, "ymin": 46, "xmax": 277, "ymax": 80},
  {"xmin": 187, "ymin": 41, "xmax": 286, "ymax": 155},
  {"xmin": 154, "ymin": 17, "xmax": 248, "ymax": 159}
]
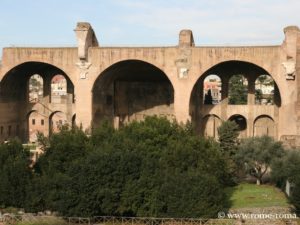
[
  {"xmin": 15, "ymin": 217, "xmax": 68, "ymax": 225},
  {"xmin": 225, "ymin": 183, "xmax": 290, "ymax": 209}
]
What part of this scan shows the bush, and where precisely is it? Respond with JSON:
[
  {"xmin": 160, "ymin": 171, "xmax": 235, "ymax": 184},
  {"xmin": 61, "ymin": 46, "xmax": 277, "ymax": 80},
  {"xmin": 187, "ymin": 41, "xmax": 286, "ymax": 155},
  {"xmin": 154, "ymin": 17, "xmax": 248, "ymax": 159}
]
[
  {"xmin": 217, "ymin": 121, "xmax": 239, "ymax": 184},
  {"xmin": 235, "ymin": 136, "xmax": 284, "ymax": 185},
  {"xmin": 271, "ymin": 150, "xmax": 300, "ymax": 213},
  {"xmin": 0, "ymin": 139, "xmax": 32, "ymax": 208},
  {"xmin": 17, "ymin": 117, "xmax": 232, "ymax": 218}
]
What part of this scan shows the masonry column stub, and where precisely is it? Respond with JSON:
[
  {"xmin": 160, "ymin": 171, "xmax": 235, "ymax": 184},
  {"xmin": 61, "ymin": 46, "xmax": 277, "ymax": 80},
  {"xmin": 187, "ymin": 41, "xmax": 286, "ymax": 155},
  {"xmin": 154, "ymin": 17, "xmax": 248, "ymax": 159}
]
[
  {"xmin": 178, "ymin": 30, "xmax": 195, "ymax": 47},
  {"xmin": 74, "ymin": 22, "xmax": 99, "ymax": 132},
  {"xmin": 282, "ymin": 26, "xmax": 300, "ymax": 80},
  {"xmin": 74, "ymin": 22, "xmax": 99, "ymax": 60},
  {"xmin": 74, "ymin": 22, "xmax": 98, "ymax": 79},
  {"xmin": 176, "ymin": 30, "xmax": 195, "ymax": 79}
]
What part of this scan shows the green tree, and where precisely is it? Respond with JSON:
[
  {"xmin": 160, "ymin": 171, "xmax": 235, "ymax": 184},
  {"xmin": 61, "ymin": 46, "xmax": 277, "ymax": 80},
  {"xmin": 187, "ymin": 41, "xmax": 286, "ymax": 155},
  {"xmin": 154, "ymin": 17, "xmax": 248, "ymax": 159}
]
[
  {"xmin": 218, "ymin": 121, "xmax": 239, "ymax": 156},
  {"xmin": 0, "ymin": 139, "xmax": 32, "ymax": 208},
  {"xmin": 271, "ymin": 150, "xmax": 300, "ymax": 212},
  {"xmin": 217, "ymin": 120, "xmax": 240, "ymax": 184},
  {"xmin": 255, "ymin": 89, "xmax": 263, "ymax": 104},
  {"xmin": 236, "ymin": 136, "xmax": 285, "ymax": 185},
  {"xmin": 28, "ymin": 126, "xmax": 88, "ymax": 212},
  {"xmin": 27, "ymin": 116, "xmax": 231, "ymax": 218},
  {"xmin": 255, "ymin": 75, "xmax": 275, "ymax": 105},
  {"xmin": 228, "ymin": 75, "xmax": 247, "ymax": 105}
]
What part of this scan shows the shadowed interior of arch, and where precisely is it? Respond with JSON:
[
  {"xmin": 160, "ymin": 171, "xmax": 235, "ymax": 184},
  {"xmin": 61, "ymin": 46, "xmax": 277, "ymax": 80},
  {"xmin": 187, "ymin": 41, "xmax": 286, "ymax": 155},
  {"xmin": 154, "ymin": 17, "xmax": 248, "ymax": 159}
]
[
  {"xmin": 0, "ymin": 62, "xmax": 75, "ymax": 142},
  {"xmin": 92, "ymin": 60, "xmax": 174, "ymax": 128}
]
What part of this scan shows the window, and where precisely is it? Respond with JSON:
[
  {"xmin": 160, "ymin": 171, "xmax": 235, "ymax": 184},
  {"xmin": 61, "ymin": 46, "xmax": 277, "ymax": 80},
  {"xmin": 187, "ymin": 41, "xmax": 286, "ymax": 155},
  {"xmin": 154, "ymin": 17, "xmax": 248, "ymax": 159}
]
[
  {"xmin": 32, "ymin": 119, "xmax": 36, "ymax": 125},
  {"xmin": 41, "ymin": 119, "xmax": 44, "ymax": 125}
]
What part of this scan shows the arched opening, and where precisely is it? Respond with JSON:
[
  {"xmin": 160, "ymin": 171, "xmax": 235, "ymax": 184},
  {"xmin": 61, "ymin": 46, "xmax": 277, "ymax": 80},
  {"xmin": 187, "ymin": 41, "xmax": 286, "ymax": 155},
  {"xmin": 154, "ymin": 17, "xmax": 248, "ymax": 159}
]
[
  {"xmin": 28, "ymin": 74, "xmax": 43, "ymax": 103},
  {"xmin": 189, "ymin": 60, "xmax": 282, "ymax": 136},
  {"xmin": 0, "ymin": 62, "xmax": 75, "ymax": 142},
  {"xmin": 254, "ymin": 115, "xmax": 276, "ymax": 138},
  {"xmin": 92, "ymin": 60, "xmax": 174, "ymax": 128},
  {"xmin": 228, "ymin": 75, "xmax": 248, "ymax": 105},
  {"xmin": 50, "ymin": 74, "xmax": 69, "ymax": 103},
  {"xmin": 255, "ymin": 75, "xmax": 276, "ymax": 105},
  {"xmin": 49, "ymin": 111, "xmax": 67, "ymax": 134},
  {"xmin": 229, "ymin": 114, "xmax": 247, "ymax": 138},
  {"xmin": 203, "ymin": 75, "xmax": 222, "ymax": 105},
  {"xmin": 202, "ymin": 114, "xmax": 222, "ymax": 139},
  {"xmin": 27, "ymin": 110, "xmax": 47, "ymax": 143}
]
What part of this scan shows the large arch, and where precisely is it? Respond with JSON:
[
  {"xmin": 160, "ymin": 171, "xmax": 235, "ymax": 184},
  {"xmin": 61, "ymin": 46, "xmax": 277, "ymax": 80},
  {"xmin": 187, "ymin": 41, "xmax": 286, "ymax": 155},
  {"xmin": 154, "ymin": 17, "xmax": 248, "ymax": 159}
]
[
  {"xmin": 92, "ymin": 60, "xmax": 174, "ymax": 128},
  {"xmin": 189, "ymin": 60, "xmax": 282, "ymax": 136},
  {"xmin": 0, "ymin": 61, "xmax": 74, "ymax": 142}
]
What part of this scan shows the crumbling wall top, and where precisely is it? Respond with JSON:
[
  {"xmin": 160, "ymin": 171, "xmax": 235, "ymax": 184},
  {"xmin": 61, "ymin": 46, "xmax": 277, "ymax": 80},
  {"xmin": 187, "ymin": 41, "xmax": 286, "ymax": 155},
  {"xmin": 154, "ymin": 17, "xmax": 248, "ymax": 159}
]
[
  {"xmin": 178, "ymin": 29, "xmax": 195, "ymax": 47},
  {"xmin": 74, "ymin": 22, "xmax": 99, "ymax": 61}
]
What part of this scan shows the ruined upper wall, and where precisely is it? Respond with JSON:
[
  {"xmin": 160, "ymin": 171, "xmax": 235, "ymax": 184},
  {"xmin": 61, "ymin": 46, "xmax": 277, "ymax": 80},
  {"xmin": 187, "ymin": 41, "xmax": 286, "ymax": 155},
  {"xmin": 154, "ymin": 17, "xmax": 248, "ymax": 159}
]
[
  {"xmin": 74, "ymin": 22, "xmax": 99, "ymax": 61},
  {"xmin": 0, "ymin": 22, "xmax": 298, "ymax": 90},
  {"xmin": 0, "ymin": 47, "xmax": 78, "ymax": 83}
]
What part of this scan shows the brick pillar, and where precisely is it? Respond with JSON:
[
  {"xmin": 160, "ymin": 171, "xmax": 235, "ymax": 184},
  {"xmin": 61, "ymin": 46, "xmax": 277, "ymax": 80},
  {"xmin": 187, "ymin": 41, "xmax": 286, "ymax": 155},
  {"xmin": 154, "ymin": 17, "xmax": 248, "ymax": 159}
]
[
  {"xmin": 174, "ymin": 82, "xmax": 191, "ymax": 124},
  {"xmin": 221, "ymin": 75, "xmax": 229, "ymax": 120},
  {"xmin": 247, "ymin": 76, "xmax": 256, "ymax": 105},
  {"xmin": 74, "ymin": 22, "xmax": 99, "ymax": 132},
  {"xmin": 74, "ymin": 79, "xmax": 93, "ymax": 132},
  {"xmin": 43, "ymin": 74, "xmax": 52, "ymax": 103},
  {"xmin": 247, "ymin": 76, "xmax": 256, "ymax": 137}
]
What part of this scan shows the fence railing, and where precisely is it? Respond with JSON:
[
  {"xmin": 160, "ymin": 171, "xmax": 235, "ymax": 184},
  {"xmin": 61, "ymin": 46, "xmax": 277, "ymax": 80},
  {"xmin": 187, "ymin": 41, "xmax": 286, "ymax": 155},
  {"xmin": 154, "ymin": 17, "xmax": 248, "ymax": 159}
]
[
  {"xmin": 1, "ymin": 215, "xmax": 236, "ymax": 225},
  {"xmin": 91, "ymin": 217, "xmax": 236, "ymax": 225},
  {"xmin": 2, "ymin": 215, "xmax": 299, "ymax": 225}
]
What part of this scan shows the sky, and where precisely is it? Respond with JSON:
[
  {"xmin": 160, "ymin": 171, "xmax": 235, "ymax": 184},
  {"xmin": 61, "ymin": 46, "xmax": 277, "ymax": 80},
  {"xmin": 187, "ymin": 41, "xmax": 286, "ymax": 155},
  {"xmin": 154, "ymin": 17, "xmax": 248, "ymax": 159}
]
[{"xmin": 1, "ymin": 0, "xmax": 300, "ymax": 57}]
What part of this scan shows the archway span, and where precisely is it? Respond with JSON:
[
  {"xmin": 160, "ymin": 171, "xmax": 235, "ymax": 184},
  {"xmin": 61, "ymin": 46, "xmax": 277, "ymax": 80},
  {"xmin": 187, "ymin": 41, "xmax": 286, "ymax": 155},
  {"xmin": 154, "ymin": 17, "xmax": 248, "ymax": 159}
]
[
  {"xmin": 92, "ymin": 60, "xmax": 174, "ymax": 128},
  {"xmin": 0, "ymin": 61, "xmax": 75, "ymax": 143},
  {"xmin": 0, "ymin": 61, "xmax": 74, "ymax": 102},
  {"xmin": 189, "ymin": 60, "xmax": 281, "ymax": 136}
]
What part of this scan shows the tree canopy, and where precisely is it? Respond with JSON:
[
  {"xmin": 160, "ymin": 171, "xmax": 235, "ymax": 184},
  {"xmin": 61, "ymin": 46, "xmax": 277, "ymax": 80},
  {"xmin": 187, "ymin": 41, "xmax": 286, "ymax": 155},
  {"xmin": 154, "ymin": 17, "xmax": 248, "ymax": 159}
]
[
  {"xmin": 235, "ymin": 136, "xmax": 285, "ymax": 185},
  {"xmin": 0, "ymin": 140, "xmax": 32, "ymax": 208},
  {"xmin": 228, "ymin": 75, "xmax": 248, "ymax": 105},
  {"xmin": 17, "ymin": 116, "xmax": 232, "ymax": 218},
  {"xmin": 271, "ymin": 150, "xmax": 300, "ymax": 212}
]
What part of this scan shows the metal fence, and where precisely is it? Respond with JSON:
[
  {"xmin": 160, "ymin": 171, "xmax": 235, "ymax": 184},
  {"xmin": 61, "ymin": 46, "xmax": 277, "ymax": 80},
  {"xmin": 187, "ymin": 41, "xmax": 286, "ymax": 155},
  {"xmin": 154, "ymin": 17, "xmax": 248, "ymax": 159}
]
[
  {"xmin": 91, "ymin": 217, "xmax": 236, "ymax": 225},
  {"xmin": 2, "ymin": 215, "xmax": 299, "ymax": 225}
]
